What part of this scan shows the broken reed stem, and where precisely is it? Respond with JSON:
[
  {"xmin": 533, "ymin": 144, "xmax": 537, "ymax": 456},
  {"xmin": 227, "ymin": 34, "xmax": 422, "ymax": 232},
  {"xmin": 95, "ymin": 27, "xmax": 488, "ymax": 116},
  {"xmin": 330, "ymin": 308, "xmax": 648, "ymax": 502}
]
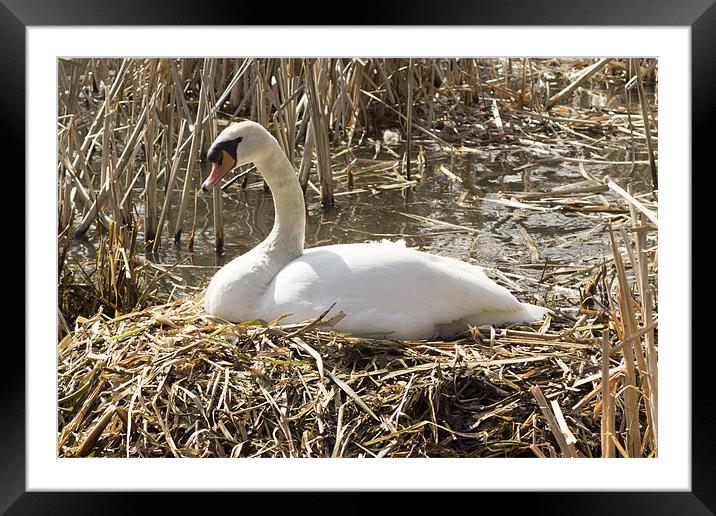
[
  {"xmin": 75, "ymin": 404, "xmax": 117, "ymax": 457},
  {"xmin": 627, "ymin": 189, "xmax": 658, "ymax": 453},
  {"xmin": 518, "ymin": 58, "xmax": 528, "ymax": 109},
  {"xmin": 406, "ymin": 58, "xmax": 413, "ymax": 181},
  {"xmin": 607, "ymin": 179, "xmax": 658, "ymax": 226},
  {"xmin": 544, "ymin": 58, "xmax": 611, "ymax": 109},
  {"xmin": 306, "ymin": 59, "xmax": 334, "ymax": 207},
  {"xmin": 298, "ymin": 113, "xmax": 314, "ymax": 191},
  {"xmin": 607, "ymin": 223, "xmax": 642, "ymax": 458},
  {"xmin": 211, "ymin": 149, "xmax": 224, "ymax": 250},
  {"xmin": 530, "ymin": 385, "xmax": 578, "ymax": 458},
  {"xmin": 144, "ymin": 104, "xmax": 158, "ymax": 242},
  {"xmin": 631, "ymin": 58, "xmax": 658, "ymax": 190},
  {"xmin": 600, "ymin": 328, "xmax": 615, "ymax": 458},
  {"xmin": 152, "ymin": 121, "xmax": 187, "ymax": 253},
  {"xmin": 173, "ymin": 59, "xmax": 209, "ymax": 242},
  {"xmin": 202, "ymin": 61, "xmax": 224, "ymax": 252}
]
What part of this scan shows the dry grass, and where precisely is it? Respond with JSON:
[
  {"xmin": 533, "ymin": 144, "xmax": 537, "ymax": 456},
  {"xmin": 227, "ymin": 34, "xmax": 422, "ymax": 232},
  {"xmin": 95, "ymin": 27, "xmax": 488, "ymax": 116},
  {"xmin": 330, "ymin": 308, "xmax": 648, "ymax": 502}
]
[
  {"xmin": 58, "ymin": 219, "xmax": 165, "ymax": 338},
  {"xmin": 58, "ymin": 208, "xmax": 657, "ymax": 458}
]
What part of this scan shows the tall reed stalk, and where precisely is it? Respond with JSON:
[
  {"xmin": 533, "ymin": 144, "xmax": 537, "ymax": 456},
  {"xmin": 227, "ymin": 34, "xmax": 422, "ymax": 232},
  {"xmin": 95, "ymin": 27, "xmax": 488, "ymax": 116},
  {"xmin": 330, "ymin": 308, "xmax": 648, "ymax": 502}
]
[{"xmin": 61, "ymin": 57, "xmax": 651, "ymax": 247}]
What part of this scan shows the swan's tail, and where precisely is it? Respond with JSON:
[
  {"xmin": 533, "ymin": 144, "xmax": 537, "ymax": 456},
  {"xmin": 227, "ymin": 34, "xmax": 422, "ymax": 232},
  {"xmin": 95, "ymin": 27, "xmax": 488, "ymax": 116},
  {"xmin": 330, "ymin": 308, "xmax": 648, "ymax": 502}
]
[
  {"xmin": 463, "ymin": 302, "xmax": 549, "ymax": 327},
  {"xmin": 435, "ymin": 303, "xmax": 549, "ymax": 339},
  {"xmin": 518, "ymin": 302, "xmax": 549, "ymax": 323}
]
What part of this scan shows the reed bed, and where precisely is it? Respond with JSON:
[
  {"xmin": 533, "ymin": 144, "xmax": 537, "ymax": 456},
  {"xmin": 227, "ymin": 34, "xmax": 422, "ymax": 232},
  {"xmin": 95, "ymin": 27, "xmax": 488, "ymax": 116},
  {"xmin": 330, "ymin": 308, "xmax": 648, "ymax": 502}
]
[
  {"xmin": 58, "ymin": 206, "xmax": 657, "ymax": 458},
  {"xmin": 57, "ymin": 57, "xmax": 658, "ymax": 458},
  {"xmin": 57, "ymin": 202, "xmax": 658, "ymax": 458},
  {"xmin": 57, "ymin": 57, "xmax": 657, "ymax": 247}
]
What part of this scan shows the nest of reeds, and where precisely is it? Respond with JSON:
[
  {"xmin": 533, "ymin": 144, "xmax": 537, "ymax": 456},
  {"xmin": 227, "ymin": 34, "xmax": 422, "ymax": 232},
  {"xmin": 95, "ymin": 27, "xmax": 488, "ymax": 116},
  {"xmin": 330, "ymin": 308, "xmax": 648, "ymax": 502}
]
[{"xmin": 58, "ymin": 242, "xmax": 657, "ymax": 459}]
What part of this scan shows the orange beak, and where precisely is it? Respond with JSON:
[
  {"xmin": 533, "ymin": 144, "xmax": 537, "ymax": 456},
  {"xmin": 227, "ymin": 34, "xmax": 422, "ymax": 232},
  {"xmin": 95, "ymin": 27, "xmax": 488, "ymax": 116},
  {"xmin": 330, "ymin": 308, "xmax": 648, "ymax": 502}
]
[{"xmin": 201, "ymin": 150, "xmax": 236, "ymax": 192}]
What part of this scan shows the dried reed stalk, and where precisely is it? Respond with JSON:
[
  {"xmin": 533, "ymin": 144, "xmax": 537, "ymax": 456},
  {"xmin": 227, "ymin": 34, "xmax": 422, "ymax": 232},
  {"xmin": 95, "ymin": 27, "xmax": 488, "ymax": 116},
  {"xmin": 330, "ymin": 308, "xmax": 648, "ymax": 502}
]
[
  {"xmin": 306, "ymin": 59, "xmax": 334, "ymax": 207},
  {"xmin": 631, "ymin": 58, "xmax": 658, "ymax": 189}
]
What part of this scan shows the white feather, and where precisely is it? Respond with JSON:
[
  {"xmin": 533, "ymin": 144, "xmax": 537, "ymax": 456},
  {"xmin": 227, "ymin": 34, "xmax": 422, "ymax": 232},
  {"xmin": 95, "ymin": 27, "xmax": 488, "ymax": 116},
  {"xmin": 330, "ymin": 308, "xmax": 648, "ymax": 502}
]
[{"xmin": 203, "ymin": 121, "xmax": 547, "ymax": 340}]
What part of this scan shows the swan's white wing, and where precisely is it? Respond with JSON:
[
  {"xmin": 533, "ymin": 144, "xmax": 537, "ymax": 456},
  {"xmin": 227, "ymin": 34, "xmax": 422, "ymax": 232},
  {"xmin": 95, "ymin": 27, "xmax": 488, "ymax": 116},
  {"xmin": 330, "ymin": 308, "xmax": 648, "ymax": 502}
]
[{"xmin": 255, "ymin": 241, "xmax": 545, "ymax": 339}]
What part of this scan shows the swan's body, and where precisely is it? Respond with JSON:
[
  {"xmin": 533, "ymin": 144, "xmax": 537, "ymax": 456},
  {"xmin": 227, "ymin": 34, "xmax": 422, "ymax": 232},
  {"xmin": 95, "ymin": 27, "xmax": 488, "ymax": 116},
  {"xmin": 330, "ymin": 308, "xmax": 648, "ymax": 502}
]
[{"xmin": 202, "ymin": 121, "xmax": 547, "ymax": 340}]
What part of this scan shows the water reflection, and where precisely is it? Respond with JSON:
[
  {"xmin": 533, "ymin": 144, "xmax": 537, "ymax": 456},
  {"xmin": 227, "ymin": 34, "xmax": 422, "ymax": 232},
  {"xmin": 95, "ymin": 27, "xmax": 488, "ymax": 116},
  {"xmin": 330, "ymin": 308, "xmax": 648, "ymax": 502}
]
[{"xmin": 67, "ymin": 141, "xmax": 652, "ymax": 293}]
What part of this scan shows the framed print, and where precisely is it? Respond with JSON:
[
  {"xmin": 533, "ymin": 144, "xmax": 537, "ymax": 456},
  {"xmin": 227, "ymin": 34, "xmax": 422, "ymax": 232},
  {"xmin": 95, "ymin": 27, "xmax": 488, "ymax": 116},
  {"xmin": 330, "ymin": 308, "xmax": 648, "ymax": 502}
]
[{"xmin": 8, "ymin": 0, "xmax": 712, "ymax": 513}]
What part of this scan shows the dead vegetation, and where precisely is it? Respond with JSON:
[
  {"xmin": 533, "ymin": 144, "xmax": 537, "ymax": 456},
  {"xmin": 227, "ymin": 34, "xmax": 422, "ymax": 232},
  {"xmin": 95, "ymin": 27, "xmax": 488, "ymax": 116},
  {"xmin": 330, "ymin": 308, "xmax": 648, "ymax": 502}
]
[
  {"xmin": 57, "ymin": 203, "xmax": 658, "ymax": 459},
  {"xmin": 58, "ymin": 210, "xmax": 656, "ymax": 459},
  {"xmin": 57, "ymin": 58, "xmax": 658, "ymax": 458}
]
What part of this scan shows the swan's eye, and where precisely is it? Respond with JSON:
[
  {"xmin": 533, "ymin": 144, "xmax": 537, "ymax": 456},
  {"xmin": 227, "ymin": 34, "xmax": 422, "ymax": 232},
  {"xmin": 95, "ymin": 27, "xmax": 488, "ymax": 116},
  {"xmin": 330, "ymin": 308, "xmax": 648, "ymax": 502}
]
[
  {"xmin": 208, "ymin": 135, "xmax": 243, "ymax": 164},
  {"xmin": 207, "ymin": 145, "xmax": 222, "ymax": 164}
]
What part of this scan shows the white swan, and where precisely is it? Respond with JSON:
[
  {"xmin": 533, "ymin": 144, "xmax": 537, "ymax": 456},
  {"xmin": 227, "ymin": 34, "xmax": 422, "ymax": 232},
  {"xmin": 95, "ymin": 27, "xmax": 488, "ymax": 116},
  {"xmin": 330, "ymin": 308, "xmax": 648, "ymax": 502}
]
[{"xmin": 201, "ymin": 121, "xmax": 547, "ymax": 340}]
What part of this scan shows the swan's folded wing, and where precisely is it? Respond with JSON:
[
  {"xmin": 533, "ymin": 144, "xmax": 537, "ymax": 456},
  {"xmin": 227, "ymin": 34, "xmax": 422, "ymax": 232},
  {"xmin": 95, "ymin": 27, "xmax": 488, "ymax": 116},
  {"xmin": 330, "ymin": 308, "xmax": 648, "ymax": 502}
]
[{"xmin": 257, "ymin": 243, "xmax": 536, "ymax": 338}]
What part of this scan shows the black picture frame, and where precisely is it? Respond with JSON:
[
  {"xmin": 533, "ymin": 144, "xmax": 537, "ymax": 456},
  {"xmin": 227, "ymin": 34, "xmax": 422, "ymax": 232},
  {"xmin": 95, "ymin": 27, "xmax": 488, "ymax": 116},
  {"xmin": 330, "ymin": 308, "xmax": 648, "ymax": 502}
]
[{"xmin": 8, "ymin": 0, "xmax": 710, "ymax": 513}]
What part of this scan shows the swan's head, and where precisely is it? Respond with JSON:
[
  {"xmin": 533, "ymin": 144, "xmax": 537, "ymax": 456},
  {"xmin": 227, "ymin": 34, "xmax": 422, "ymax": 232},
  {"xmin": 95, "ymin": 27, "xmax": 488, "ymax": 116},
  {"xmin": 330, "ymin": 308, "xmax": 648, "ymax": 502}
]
[{"xmin": 201, "ymin": 121, "xmax": 275, "ymax": 192}]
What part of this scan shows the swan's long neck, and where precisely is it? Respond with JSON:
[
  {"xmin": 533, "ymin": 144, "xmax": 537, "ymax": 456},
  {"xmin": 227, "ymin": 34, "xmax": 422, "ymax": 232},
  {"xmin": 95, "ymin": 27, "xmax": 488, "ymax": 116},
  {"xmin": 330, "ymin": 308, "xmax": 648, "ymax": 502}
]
[
  {"xmin": 255, "ymin": 143, "xmax": 306, "ymax": 261},
  {"xmin": 204, "ymin": 129, "xmax": 308, "ymax": 322}
]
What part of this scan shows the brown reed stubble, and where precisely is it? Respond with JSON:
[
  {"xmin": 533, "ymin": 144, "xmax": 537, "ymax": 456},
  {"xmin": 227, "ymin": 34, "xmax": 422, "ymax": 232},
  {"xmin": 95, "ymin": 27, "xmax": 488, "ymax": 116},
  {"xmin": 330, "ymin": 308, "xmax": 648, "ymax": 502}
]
[
  {"xmin": 60, "ymin": 58, "xmax": 422, "ymax": 246},
  {"xmin": 60, "ymin": 58, "xmax": 649, "ymax": 251}
]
